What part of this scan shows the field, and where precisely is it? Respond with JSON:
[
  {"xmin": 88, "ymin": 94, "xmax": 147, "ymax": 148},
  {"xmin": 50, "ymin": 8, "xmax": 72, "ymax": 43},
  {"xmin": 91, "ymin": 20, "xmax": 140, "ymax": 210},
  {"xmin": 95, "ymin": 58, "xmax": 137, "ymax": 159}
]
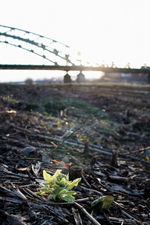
[{"xmin": 0, "ymin": 82, "xmax": 150, "ymax": 224}]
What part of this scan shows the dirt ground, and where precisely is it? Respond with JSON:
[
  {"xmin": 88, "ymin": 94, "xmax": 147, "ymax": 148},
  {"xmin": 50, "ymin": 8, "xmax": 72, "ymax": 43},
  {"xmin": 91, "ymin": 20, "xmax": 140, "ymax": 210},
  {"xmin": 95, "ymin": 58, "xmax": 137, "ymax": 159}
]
[{"xmin": 0, "ymin": 83, "xmax": 150, "ymax": 224}]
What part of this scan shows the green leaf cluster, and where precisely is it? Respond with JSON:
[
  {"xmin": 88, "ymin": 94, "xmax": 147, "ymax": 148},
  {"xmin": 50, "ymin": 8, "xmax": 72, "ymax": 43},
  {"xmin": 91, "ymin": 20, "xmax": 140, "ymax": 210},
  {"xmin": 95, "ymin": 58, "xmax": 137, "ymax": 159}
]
[{"xmin": 36, "ymin": 170, "xmax": 81, "ymax": 203}]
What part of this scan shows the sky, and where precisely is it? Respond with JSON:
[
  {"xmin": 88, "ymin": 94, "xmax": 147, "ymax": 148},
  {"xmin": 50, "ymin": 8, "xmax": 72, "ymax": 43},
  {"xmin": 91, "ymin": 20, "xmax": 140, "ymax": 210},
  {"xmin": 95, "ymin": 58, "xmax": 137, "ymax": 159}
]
[{"xmin": 0, "ymin": 0, "xmax": 150, "ymax": 82}]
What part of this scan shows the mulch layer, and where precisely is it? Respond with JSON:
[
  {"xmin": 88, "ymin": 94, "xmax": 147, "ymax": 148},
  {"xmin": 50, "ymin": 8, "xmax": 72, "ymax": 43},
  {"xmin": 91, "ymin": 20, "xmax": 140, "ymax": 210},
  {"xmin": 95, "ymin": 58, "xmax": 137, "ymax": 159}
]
[{"xmin": 0, "ymin": 83, "xmax": 150, "ymax": 225}]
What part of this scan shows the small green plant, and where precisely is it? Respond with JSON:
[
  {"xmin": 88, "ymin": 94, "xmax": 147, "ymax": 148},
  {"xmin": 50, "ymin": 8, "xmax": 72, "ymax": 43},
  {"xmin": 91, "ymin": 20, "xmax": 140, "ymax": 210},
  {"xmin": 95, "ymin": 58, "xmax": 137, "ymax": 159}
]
[
  {"xmin": 2, "ymin": 95, "xmax": 17, "ymax": 104},
  {"xmin": 49, "ymin": 114, "xmax": 53, "ymax": 120},
  {"xmin": 146, "ymin": 155, "xmax": 150, "ymax": 162},
  {"xmin": 40, "ymin": 119, "xmax": 45, "ymax": 127},
  {"xmin": 91, "ymin": 196, "xmax": 114, "ymax": 210},
  {"xmin": 57, "ymin": 121, "xmax": 60, "ymax": 128},
  {"xmin": 36, "ymin": 170, "xmax": 81, "ymax": 203},
  {"xmin": 55, "ymin": 117, "xmax": 60, "ymax": 122}
]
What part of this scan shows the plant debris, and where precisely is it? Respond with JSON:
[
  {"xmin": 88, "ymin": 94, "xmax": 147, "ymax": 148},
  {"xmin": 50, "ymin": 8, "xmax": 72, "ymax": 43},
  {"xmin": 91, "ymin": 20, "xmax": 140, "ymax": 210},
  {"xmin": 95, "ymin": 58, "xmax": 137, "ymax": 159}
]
[{"xmin": 0, "ymin": 83, "xmax": 150, "ymax": 224}]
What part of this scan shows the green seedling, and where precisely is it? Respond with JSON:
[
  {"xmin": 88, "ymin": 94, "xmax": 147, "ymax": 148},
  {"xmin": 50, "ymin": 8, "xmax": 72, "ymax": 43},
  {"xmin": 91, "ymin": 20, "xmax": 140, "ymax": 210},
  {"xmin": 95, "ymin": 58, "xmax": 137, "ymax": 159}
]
[
  {"xmin": 146, "ymin": 155, "xmax": 150, "ymax": 162},
  {"xmin": 91, "ymin": 196, "xmax": 114, "ymax": 210},
  {"xmin": 36, "ymin": 170, "xmax": 81, "ymax": 203}
]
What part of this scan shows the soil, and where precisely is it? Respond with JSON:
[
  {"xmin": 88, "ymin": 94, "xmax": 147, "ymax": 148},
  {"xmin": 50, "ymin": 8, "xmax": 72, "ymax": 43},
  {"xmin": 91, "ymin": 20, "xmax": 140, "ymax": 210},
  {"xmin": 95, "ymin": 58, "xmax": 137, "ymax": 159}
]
[{"xmin": 0, "ymin": 83, "xmax": 150, "ymax": 225}]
